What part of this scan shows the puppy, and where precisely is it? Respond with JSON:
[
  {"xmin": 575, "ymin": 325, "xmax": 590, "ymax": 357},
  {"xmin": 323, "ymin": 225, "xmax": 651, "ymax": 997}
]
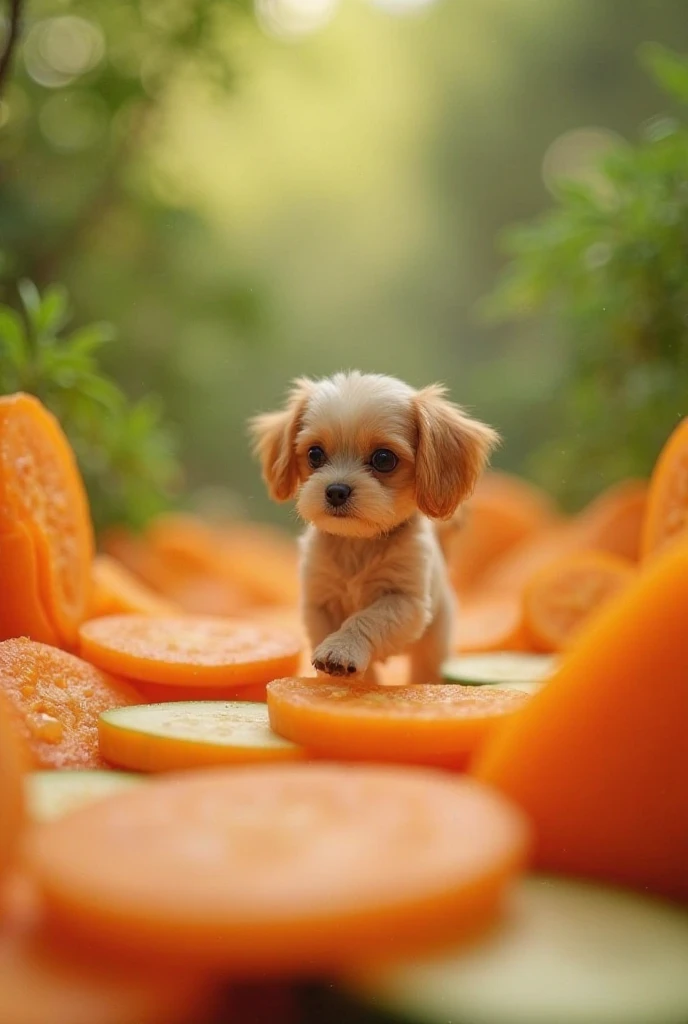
[{"xmin": 250, "ymin": 372, "xmax": 498, "ymax": 683}]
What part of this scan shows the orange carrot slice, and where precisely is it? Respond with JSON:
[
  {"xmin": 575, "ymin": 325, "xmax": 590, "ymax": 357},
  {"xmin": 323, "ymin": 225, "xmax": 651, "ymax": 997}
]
[
  {"xmin": 0, "ymin": 877, "xmax": 214, "ymax": 1024},
  {"xmin": 267, "ymin": 679, "xmax": 529, "ymax": 769},
  {"xmin": 474, "ymin": 535, "xmax": 688, "ymax": 903},
  {"xmin": 133, "ymin": 679, "xmax": 270, "ymax": 703},
  {"xmin": 0, "ymin": 638, "xmax": 140, "ymax": 769},
  {"xmin": 0, "ymin": 525, "xmax": 61, "ymax": 645},
  {"xmin": 88, "ymin": 555, "xmax": 179, "ymax": 620},
  {"xmin": 25, "ymin": 764, "xmax": 529, "ymax": 973},
  {"xmin": 99, "ymin": 701, "xmax": 307, "ymax": 772},
  {"xmin": 0, "ymin": 393, "xmax": 94, "ymax": 648},
  {"xmin": 0, "ymin": 693, "xmax": 24, "ymax": 881},
  {"xmin": 576, "ymin": 479, "xmax": 648, "ymax": 562},
  {"xmin": 475, "ymin": 524, "xmax": 582, "ymax": 598},
  {"xmin": 456, "ymin": 596, "xmax": 529, "ymax": 654},
  {"xmin": 642, "ymin": 418, "xmax": 688, "ymax": 558},
  {"xmin": 450, "ymin": 473, "xmax": 559, "ymax": 592},
  {"xmin": 522, "ymin": 551, "xmax": 635, "ymax": 652},
  {"xmin": 79, "ymin": 615, "xmax": 302, "ymax": 688}
]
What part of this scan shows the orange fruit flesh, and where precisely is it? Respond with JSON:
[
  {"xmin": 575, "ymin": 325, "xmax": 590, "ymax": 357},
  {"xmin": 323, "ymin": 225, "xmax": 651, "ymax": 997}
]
[
  {"xmin": 79, "ymin": 615, "xmax": 303, "ymax": 688},
  {"xmin": 0, "ymin": 638, "xmax": 140, "ymax": 769},
  {"xmin": 0, "ymin": 394, "xmax": 94, "ymax": 648},
  {"xmin": 0, "ymin": 526, "xmax": 61, "ymax": 645},
  {"xmin": 0, "ymin": 694, "xmax": 25, "ymax": 882},
  {"xmin": 267, "ymin": 679, "xmax": 529, "ymax": 768},
  {"xmin": 523, "ymin": 553, "xmax": 634, "ymax": 652},
  {"xmin": 25, "ymin": 765, "xmax": 530, "ymax": 975},
  {"xmin": 0, "ymin": 877, "xmax": 213, "ymax": 1024}
]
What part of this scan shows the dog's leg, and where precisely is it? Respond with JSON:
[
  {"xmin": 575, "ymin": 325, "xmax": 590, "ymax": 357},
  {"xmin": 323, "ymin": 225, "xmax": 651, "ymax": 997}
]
[
  {"xmin": 408, "ymin": 594, "xmax": 453, "ymax": 684},
  {"xmin": 312, "ymin": 595, "xmax": 428, "ymax": 678},
  {"xmin": 303, "ymin": 603, "xmax": 339, "ymax": 652}
]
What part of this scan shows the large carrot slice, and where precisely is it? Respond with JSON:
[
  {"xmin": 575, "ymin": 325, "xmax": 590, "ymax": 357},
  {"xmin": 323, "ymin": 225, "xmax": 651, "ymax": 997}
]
[
  {"xmin": 475, "ymin": 524, "xmax": 582, "ymax": 598},
  {"xmin": 267, "ymin": 679, "xmax": 529, "ymax": 769},
  {"xmin": 88, "ymin": 555, "xmax": 179, "ymax": 620},
  {"xmin": 642, "ymin": 417, "xmax": 688, "ymax": 558},
  {"xmin": 474, "ymin": 535, "xmax": 688, "ymax": 903},
  {"xmin": 455, "ymin": 596, "xmax": 529, "ymax": 654},
  {"xmin": 0, "ymin": 525, "xmax": 61, "ymax": 645},
  {"xmin": 0, "ymin": 638, "xmax": 140, "ymax": 769},
  {"xmin": 449, "ymin": 473, "xmax": 559, "ymax": 592},
  {"xmin": 99, "ymin": 701, "xmax": 307, "ymax": 772},
  {"xmin": 576, "ymin": 479, "xmax": 648, "ymax": 562},
  {"xmin": 101, "ymin": 529, "xmax": 246, "ymax": 616},
  {"xmin": 522, "ymin": 550, "xmax": 635, "ymax": 652},
  {"xmin": 0, "ymin": 693, "xmax": 24, "ymax": 882},
  {"xmin": 25, "ymin": 764, "xmax": 529, "ymax": 973},
  {"xmin": 79, "ymin": 615, "xmax": 302, "ymax": 688},
  {"xmin": 0, "ymin": 877, "xmax": 214, "ymax": 1024},
  {"xmin": 0, "ymin": 393, "xmax": 94, "ymax": 648}
]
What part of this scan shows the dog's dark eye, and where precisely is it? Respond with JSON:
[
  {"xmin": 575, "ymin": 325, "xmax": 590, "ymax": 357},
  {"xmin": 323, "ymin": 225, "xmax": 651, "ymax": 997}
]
[
  {"xmin": 307, "ymin": 445, "xmax": 327, "ymax": 469},
  {"xmin": 370, "ymin": 448, "xmax": 398, "ymax": 473}
]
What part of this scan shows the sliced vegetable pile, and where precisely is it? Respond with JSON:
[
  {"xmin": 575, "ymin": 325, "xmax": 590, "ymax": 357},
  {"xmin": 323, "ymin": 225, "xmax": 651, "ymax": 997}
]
[{"xmin": 1, "ymin": 391, "xmax": 688, "ymax": 1022}]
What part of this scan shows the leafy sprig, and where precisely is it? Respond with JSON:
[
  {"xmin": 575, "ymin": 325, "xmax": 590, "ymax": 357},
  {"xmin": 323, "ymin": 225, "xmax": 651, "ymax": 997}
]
[
  {"xmin": 0, "ymin": 280, "xmax": 181, "ymax": 530},
  {"xmin": 483, "ymin": 44, "xmax": 688, "ymax": 509}
]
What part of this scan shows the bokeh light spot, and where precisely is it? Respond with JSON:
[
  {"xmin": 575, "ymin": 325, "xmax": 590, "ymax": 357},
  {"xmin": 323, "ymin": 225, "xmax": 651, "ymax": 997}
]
[
  {"xmin": 542, "ymin": 127, "xmax": 624, "ymax": 197},
  {"xmin": 24, "ymin": 16, "xmax": 105, "ymax": 88},
  {"xmin": 255, "ymin": 0, "xmax": 339, "ymax": 40},
  {"xmin": 39, "ymin": 91, "xmax": 107, "ymax": 152}
]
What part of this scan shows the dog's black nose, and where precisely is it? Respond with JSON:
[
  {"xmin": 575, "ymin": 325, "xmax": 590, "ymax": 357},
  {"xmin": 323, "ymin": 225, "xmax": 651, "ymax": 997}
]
[{"xmin": 326, "ymin": 483, "xmax": 352, "ymax": 508}]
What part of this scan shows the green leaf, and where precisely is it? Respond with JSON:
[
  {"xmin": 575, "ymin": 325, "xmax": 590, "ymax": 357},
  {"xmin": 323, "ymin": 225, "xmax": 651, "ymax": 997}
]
[
  {"xmin": 17, "ymin": 279, "xmax": 41, "ymax": 324},
  {"xmin": 66, "ymin": 322, "xmax": 117, "ymax": 357},
  {"xmin": 34, "ymin": 284, "xmax": 70, "ymax": 339},
  {"xmin": 0, "ymin": 307, "xmax": 28, "ymax": 373},
  {"xmin": 640, "ymin": 43, "xmax": 688, "ymax": 105},
  {"xmin": 78, "ymin": 374, "xmax": 124, "ymax": 412}
]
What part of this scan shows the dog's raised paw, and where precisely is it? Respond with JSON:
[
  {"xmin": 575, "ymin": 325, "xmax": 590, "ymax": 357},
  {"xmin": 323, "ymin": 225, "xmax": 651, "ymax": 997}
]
[{"xmin": 312, "ymin": 636, "xmax": 369, "ymax": 678}]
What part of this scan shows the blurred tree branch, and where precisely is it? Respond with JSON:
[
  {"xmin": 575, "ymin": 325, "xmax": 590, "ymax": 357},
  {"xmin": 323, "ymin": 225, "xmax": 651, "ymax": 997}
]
[{"xmin": 0, "ymin": 0, "xmax": 23, "ymax": 97}]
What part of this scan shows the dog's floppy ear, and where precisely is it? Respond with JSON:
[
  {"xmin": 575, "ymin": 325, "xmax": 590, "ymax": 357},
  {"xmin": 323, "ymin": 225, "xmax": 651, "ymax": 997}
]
[
  {"xmin": 249, "ymin": 378, "xmax": 313, "ymax": 502},
  {"xmin": 413, "ymin": 385, "xmax": 499, "ymax": 520}
]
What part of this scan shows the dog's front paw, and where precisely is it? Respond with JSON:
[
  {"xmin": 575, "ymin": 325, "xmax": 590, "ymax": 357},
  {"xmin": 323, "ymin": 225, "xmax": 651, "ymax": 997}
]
[{"xmin": 312, "ymin": 634, "xmax": 370, "ymax": 678}]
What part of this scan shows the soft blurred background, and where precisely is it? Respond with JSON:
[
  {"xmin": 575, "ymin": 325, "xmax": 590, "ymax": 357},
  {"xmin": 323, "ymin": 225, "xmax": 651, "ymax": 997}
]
[{"xmin": 1, "ymin": 0, "xmax": 688, "ymax": 533}]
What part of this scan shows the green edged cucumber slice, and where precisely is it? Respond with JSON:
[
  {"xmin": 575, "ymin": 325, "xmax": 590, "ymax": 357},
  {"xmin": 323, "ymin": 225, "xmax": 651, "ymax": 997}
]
[
  {"xmin": 349, "ymin": 875, "xmax": 688, "ymax": 1024},
  {"xmin": 99, "ymin": 701, "xmax": 306, "ymax": 772},
  {"xmin": 442, "ymin": 653, "xmax": 556, "ymax": 692},
  {"xmin": 26, "ymin": 769, "xmax": 141, "ymax": 822}
]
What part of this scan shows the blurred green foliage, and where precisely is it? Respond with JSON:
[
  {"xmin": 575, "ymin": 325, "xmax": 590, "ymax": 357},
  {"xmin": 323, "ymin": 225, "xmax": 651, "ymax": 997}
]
[
  {"xmin": 486, "ymin": 44, "xmax": 688, "ymax": 509},
  {"xmin": 0, "ymin": 280, "xmax": 180, "ymax": 528}
]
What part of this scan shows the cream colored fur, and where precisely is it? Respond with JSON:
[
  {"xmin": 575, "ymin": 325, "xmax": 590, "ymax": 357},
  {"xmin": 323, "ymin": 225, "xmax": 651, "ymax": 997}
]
[{"xmin": 250, "ymin": 371, "xmax": 498, "ymax": 683}]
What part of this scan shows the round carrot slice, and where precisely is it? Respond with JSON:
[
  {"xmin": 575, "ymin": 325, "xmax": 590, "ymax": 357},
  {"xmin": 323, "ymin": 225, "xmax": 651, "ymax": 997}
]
[
  {"xmin": 522, "ymin": 551, "xmax": 635, "ymax": 652},
  {"xmin": 642, "ymin": 417, "xmax": 688, "ymax": 558},
  {"xmin": 267, "ymin": 679, "xmax": 529, "ymax": 769},
  {"xmin": 25, "ymin": 764, "xmax": 529, "ymax": 974},
  {"xmin": 0, "ymin": 393, "xmax": 94, "ymax": 648},
  {"xmin": 0, "ymin": 877, "xmax": 214, "ymax": 1024},
  {"xmin": 0, "ymin": 693, "xmax": 25, "ymax": 881},
  {"xmin": 456, "ymin": 596, "xmax": 528, "ymax": 654},
  {"xmin": 88, "ymin": 555, "xmax": 179, "ymax": 620},
  {"xmin": 79, "ymin": 615, "xmax": 302, "ymax": 688},
  {"xmin": 0, "ymin": 638, "xmax": 141, "ymax": 769},
  {"xmin": 99, "ymin": 702, "xmax": 306, "ymax": 772}
]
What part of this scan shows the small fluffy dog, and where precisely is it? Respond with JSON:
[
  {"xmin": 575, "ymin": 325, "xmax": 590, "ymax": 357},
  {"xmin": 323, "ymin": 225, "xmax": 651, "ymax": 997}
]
[{"xmin": 250, "ymin": 372, "xmax": 498, "ymax": 683}]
